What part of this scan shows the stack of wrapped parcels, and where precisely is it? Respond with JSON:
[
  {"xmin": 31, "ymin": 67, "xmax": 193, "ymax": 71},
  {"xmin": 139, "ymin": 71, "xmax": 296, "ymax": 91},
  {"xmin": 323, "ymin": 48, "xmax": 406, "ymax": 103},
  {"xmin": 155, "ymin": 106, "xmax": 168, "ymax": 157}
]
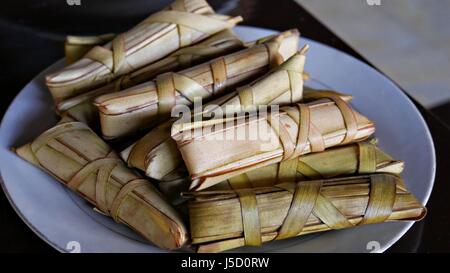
[{"xmin": 15, "ymin": 0, "xmax": 426, "ymax": 252}]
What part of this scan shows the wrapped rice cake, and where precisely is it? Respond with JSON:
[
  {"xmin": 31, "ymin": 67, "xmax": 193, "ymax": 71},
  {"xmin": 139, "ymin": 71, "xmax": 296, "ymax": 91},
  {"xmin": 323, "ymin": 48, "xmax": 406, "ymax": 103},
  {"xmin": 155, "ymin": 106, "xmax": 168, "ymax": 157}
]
[
  {"xmin": 184, "ymin": 173, "xmax": 426, "ymax": 252},
  {"xmin": 172, "ymin": 94, "xmax": 376, "ymax": 190},
  {"xmin": 93, "ymin": 29, "xmax": 300, "ymax": 139},
  {"xmin": 15, "ymin": 121, "xmax": 188, "ymax": 250},
  {"xmin": 46, "ymin": 0, "xmax": 242, "ymax": 103}
]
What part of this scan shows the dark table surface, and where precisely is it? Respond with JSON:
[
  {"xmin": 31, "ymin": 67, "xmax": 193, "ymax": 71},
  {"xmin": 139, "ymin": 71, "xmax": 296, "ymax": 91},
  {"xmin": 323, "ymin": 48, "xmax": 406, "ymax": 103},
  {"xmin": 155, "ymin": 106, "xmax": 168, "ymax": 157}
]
[{"xmin": 1, "ymin": 0, "xmax": 449, "ymax": 253}]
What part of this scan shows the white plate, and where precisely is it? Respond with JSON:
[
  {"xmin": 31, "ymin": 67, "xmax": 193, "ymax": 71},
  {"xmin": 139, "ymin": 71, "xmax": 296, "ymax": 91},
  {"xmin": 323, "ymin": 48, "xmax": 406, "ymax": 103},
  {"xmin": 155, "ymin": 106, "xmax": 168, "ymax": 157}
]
[{"xmin": 0, "ymin": 26, "xmax": 435, "ymax": 253}]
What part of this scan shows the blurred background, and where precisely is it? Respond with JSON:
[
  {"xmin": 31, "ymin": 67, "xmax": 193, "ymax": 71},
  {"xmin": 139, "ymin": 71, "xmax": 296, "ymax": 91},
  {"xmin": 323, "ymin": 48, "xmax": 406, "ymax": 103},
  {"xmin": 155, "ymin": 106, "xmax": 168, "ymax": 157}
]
[{"xmin": 298, "ymin": 0, "xmax": 450, "ymax": 109}]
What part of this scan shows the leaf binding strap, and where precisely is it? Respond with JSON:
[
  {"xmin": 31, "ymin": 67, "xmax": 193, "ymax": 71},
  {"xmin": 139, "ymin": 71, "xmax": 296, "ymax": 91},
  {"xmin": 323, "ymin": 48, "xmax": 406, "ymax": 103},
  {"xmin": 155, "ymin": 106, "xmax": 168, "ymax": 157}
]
[
  {"xmin": 109, "ymin": 179, "xmax": 149, "ymax": 222},
  {"xmin": 66, "ymin": 156, "xmax": 120, "ymax": 216},
  {"xmin": 237, "ymin": 52, "xmax": 304, "ymax": 107},
  {"xmin": 266, "ymin": 95, "xmax": 358, "ymax": 182},
  {"xmin": 303, "ymin": 92, "xmax": 358, "ymax": 145},
  {"xmin": 65, "ymin": 33, "xmax": 115, "ymax": 64},
  {"xmin": 262, "ymin": 34, "xmax": 284, "ymax": 68},
  {"xmin": 237, "ymin": 189, "xmax": 262, "ymax": 246},
  {"xmin": 358, "ymin": 142, "xmax": 377, "ymax": 173},
  {"xmin": 65, "ymin": 156, "xmax": 149, "ymax": 222},
  {"xmin": 84, "ymin": 34, "xmax": 130, "ymax": 76},
  {"xmin": 284, "ymin": 142, "xmax": 378, "ymax": 182},
  {"xmin": 228, "ymin": 174, "xmax": 253, "ymax": 190},
  {"xmin": 312, "ymin": 191, "xmax": 354, "ymax": 229},
  {"xmin": 155, "ymin": 57, "xmax": 227, "ymax": 116},
  {"xmin": 67, "ymin": 158, "xmax": 120, "ymax": 191},
  {"xmin": 275, "ymin": 181, "xmax": 322, "ymax": 240},
  {"xmin": 276, "ymin": 174, "xmax": 395, "ymax": 241},
  {"xmin": 359, "ymin": 174, "xmax": 396, "ymax": 225}
]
